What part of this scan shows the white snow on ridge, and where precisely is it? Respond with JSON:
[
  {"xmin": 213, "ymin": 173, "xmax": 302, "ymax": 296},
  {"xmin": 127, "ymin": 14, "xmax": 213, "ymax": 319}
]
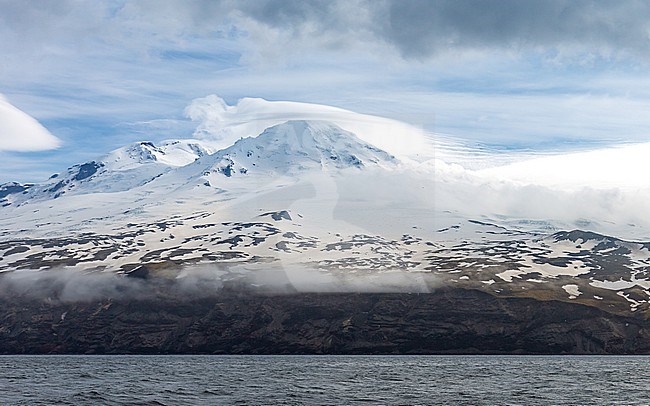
[
  {"xmin": 102, "ymin": 139, "xmax": 219, "ymax": 171},
  {"xmin": 204, "ymin": 120, "xmax": 399, "ymax": 174},
  {"xmin": 2, "ymin": 139, "xmax": 220, "ymax": 206}
]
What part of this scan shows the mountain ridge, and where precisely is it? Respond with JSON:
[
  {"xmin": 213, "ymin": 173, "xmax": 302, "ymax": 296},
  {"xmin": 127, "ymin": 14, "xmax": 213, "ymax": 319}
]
[
  {"xmin": 0, "ymin": 120, "xmax": 398, "ymax": 207},
  {"xmin": 0, "ymin": 139, "xmax": 219, "ymax": 206},
  {"xmin": 1, "ymin": 120, "xmax": 650, "ymax": 321}
]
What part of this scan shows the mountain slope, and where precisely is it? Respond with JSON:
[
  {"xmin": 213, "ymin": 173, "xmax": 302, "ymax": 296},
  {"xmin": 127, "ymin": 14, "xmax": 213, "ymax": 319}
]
[
  {"xmin": 1, "ymin": 120, "xmax": 650, "ymax": 319},
  {"xmin": 0, "ymin": 139, "xmax": 218, "ymax": 206},
  {"xmin": 162, "ymin": 120, "xmax": 399, "ymax": 192}
]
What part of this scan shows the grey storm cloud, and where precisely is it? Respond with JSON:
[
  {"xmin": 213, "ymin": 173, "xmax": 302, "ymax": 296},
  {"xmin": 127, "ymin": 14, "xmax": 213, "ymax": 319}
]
[
  {"xmin": 235, "ymin": 0, "xmax": 650, "ymax": 59},
  {"xmin": 2, "ymin": 0, "xmax": 650, "ymax": 61}
]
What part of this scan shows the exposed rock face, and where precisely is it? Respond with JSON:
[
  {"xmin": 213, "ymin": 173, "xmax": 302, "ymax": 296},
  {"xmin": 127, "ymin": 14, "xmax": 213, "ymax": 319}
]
[{"xmin": 1, "ymin": 288, "xmax": 648, "ymax": 355}]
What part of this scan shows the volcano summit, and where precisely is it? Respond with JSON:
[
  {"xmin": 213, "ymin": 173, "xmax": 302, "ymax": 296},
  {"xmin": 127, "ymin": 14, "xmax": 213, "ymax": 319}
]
[{"xmin": 1, "ymin": 119, "xmax": 650, "ymax": 354}]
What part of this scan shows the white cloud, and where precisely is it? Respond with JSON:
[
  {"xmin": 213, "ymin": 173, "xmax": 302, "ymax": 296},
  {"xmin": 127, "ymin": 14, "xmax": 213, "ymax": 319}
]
[
  {"xmin": 478, "ymin": 142, "xmax": 650, "ymax": 190},
  {"xmin": 2, "ymin": 1, "xmax": 650, "ymax": 184},
  {"xmin": 413, "ymin": 156, "xmax": 650, "ymax": 241},
  {"xmin": 0, "ymin": 95, "xmax": 61, "ymax": 152},
  {"xmin": 185, "ymin": 95, "xmax": 433, "ymax": 160}
]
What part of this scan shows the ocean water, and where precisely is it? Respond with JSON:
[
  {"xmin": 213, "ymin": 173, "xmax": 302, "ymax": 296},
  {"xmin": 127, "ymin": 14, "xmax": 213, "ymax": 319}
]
[{"xmin": 1, "ymin": 355, "xmax": 648, "ymax": 405}]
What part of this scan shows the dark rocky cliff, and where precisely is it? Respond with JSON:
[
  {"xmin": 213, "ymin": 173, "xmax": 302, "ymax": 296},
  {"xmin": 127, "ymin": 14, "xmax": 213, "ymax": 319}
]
[{"xmin": 1, "ymin": 287, "xmax": 648, "ymax": 355}]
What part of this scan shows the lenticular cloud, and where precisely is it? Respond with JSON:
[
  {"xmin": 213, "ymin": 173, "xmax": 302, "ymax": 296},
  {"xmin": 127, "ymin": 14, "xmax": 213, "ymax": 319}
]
[
  {"xmin": 0, "ymin": 95, "xmax": 61, "ymax": 152},
  {"xmin": 184, "ymin": 95, "xmax": 433, "ymax": 160}
]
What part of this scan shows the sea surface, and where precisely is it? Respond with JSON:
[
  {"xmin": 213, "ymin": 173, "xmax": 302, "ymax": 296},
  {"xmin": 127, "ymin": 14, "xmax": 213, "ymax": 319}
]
[{"xmin": 1, "ymin": 355, "xmax": 648, "ymax": 405}]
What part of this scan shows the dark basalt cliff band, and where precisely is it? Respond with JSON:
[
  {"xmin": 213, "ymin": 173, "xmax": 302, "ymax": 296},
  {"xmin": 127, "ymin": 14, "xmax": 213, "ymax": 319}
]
[{"xmin": 1, "ymin": 288, "xmax": 648, "ymax": 355}]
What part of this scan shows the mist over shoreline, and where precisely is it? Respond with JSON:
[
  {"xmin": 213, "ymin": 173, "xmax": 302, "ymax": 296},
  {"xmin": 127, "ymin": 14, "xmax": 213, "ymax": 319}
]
[{"xmin": 0, "ymin": 265, "xmax": 442, "ymax": 303}]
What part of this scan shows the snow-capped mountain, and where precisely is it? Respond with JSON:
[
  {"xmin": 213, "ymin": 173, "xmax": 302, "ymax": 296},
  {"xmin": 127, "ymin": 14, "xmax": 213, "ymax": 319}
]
[
  {"xmin": 1, "ymin": 119, "xmax": 650, "ymax": 315},
  {"xmin": 0, "ymin": 120, "xmax": 408, "ymax": 240},
  {"xmin": 0, "ymin": 139, "xmax": 218, "ymax": 206},
  {"xmin": 104, "ymin": 139, "xmax": 217, "ymax": 170},
  {"xmin": 200, "ymin": 120, "xmax": 397, "ymax": 178}
]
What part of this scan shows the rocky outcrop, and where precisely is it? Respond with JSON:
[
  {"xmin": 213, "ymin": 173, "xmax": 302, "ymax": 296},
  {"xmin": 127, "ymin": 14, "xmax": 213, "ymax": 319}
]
[{"xmin": 0, "ymin": 287, "xmax": 649, "ymax": 354}]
